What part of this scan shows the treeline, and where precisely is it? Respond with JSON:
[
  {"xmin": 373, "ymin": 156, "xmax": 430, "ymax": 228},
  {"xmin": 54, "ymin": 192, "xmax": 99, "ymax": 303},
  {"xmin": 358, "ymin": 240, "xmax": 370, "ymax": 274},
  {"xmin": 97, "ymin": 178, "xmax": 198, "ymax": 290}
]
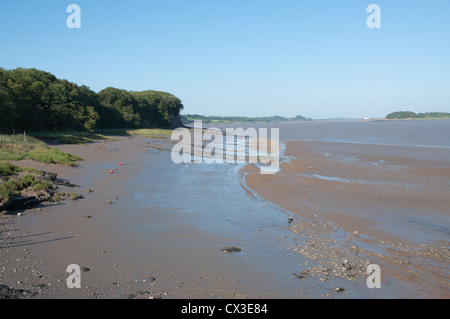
[
  {"xmin": 386, "ymin": 111, "xmax": 450, "ymax": 120},
  {"xmin": 0, "ymin": 67, "xmax": 184, "ymax": 133},
  {"xmin": 180, "ymin": 114, "xmax": 312, "ymax": 124}
]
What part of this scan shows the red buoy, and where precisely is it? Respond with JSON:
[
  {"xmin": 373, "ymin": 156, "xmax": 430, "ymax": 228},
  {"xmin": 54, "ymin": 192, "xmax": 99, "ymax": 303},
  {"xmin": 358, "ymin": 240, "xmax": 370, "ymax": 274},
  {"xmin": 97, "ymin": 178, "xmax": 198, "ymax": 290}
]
[
  {"xmin": 110, "ymin": 170, "xmax": 114, "ymax": 174},
  {"xmin": 119, "ymin": 162, "xmax": 123, "ymax": 166}
]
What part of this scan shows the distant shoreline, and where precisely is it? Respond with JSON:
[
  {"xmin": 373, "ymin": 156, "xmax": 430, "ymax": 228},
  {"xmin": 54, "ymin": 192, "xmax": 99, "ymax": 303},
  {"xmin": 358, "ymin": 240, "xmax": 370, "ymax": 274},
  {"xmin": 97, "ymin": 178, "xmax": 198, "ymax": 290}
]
[{"xmin": 362, "ymin": 118, "xmax": 450, "ymax": 122}]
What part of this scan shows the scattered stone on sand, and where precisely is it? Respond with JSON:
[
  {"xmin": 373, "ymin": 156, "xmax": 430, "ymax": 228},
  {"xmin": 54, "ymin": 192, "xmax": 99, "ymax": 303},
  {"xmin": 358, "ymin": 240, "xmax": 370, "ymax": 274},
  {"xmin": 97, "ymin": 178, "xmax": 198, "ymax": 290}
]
[{"xmin": 0, "ymin": 284, "xmax": 37, "ymax": 299}]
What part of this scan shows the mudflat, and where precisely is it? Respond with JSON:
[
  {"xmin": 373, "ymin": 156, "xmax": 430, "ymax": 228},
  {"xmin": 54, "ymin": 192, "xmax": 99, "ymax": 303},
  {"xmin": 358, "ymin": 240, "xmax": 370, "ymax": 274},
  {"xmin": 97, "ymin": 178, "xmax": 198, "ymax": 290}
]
[
  {"xmin": 244, "ymin": 139, "xmax": 450, "ymax": 298},
  {"xmin": 1, "ymin": 130, "xmax": 449, "ymax": 299}
]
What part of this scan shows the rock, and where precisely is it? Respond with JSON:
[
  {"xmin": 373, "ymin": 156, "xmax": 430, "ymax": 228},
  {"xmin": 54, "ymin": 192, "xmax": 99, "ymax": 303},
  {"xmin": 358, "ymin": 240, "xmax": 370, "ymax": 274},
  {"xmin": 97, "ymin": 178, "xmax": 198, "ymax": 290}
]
[
  {"xmin": 333, "ymin": 287, "xmax": 345, "ymax": 293},
  {"xmin": 293, "ymin": 273, "xmax": 305, "ymax": 280},
  {"xmin": 0, "ymin": 196, "xmax": 43, "ymax": 212},
  {"xmin": 41, "ymin": 172, "xmax": 78, "ymax": 187},
  {"xmin": 222, "ymin": 247, "xmax": 242, "ymax": 253}
]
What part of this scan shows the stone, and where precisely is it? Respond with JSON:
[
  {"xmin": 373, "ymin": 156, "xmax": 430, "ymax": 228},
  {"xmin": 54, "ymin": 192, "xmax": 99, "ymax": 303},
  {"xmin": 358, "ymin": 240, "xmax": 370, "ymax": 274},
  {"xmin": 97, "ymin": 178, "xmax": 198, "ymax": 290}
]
[
  {"xmin": 222, "ymin": 247, "xmax": 242, "ymax": 253},
  {"xmin": 333, "ymin": 287, "xmax": 345, "ymax": 293}
]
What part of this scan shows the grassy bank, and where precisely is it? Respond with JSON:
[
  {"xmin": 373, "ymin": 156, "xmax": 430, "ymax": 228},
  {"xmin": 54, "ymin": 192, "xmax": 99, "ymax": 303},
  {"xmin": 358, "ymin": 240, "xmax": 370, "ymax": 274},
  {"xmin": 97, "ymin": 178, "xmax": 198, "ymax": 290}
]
[
  {"xmin": 0, "ymin": 162, "xmax": 51, "ymax": 201},
  {"xmin": 96, "ymin": 128, "xmax": 172, "ymax": 139},
  {"xmin": 27, "ymin": 128, "xmax": 172, "ymax": 145},
  {"xmin": 1, "ymin": 128, "xmax": 172, "ymax": 168},
  {"xmin": 0, "ymin": 134, "xmax": 81, "ymax": 166}
]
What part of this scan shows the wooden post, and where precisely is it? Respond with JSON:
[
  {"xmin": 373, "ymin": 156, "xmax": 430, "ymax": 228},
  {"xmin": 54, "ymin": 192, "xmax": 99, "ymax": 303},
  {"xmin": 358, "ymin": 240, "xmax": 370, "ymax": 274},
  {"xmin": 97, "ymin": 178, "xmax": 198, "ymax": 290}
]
[{"xmin": 24, "ymin": 130, "xmax": 27, "ymax": 143}]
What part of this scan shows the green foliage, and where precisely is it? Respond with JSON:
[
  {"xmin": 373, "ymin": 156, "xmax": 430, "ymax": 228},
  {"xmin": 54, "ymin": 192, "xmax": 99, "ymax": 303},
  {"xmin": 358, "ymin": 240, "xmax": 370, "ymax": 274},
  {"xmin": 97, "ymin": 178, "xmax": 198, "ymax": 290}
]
[
  {"xmin": 0, "ymin": 149, "xmax": 27, "ymax": 161},
  {"xmin": 28, "ymin": 131, "xmax": 109, "ymax": 144},
  {"xmin": 32, "ymin": 181, "xmax": 52, "ymax": 192},
  {"xmin": 386, "ymin": 111, "xmax": 450, "ymax": 120},
  {"xmin": 27, "ymin": 147, "xmax": 82, "ymax": 166},
  {"xmin": 0, "ymin": 67, "xmax": 184, "ymax": 134},
  {"xmin": 19, "ymin": 174, "xmax": 35, "ymax": 188},
  {"xmin": 0, "ymin": 162, "xmax": 41, "ymax": 178},
  {"xmin": 0, "ymin": 173, "xmax": 48, "ymax": 201},
  {"xmin": 70, "ymin": 192, "xmax": 81, "ymax": 200},
  {"xmin": 0, "ymin": 161, "xmax": 21, "ymax": 178},
  {"xmin": 0, "ymin": 133, "xmax": 82, "ymax": 166}
]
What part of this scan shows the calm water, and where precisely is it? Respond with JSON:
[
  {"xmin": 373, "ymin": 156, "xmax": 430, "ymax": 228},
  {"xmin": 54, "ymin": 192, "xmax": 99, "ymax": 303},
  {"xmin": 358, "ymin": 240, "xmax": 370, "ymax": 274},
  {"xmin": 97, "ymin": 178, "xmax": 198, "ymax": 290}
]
[{"xmin": 208, "ymin": 119, "xmax": 450, "ymax": 148}]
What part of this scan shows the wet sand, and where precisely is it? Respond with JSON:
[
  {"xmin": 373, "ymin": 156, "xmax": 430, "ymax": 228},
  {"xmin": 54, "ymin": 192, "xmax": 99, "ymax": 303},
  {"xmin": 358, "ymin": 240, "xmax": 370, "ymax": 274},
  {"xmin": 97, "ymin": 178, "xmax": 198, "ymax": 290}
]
[
  {"xmin": 1, "ymin": 135, "xmax": 320, "ymax": 299},
  {"xmin": 1, "ymin": 133, "xmax": 449, "ymax": 299},
  {"xmin": 244, "ymin": 140, "xmax": 450, "ymax": 298}
]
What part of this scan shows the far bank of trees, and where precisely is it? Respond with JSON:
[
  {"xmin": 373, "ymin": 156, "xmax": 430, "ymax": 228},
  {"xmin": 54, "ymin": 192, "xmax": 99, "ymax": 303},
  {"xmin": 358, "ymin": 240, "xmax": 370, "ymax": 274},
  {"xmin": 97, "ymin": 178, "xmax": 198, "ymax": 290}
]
[
  {"xmin": 180, "ymin": 114, "xmax": 312, "ymax": 124},
  {"xmin": 0, "ymin": 67, "xmax": 184, "ymax": 133},
  {"xmin": 386, "ymin": 111, "xmax": 450, "ymax": 120}
]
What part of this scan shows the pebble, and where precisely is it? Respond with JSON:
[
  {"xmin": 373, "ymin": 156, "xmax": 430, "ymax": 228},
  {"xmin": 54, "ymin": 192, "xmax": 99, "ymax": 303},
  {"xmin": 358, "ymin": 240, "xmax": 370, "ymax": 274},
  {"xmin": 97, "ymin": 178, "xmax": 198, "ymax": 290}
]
[
  {"xmin": 333, "ymin": 287, "xmax": 345, "ymax": 293},
  {"xmin": 222, "ymin": 247, "xmax": 242, "ymax": 253}
]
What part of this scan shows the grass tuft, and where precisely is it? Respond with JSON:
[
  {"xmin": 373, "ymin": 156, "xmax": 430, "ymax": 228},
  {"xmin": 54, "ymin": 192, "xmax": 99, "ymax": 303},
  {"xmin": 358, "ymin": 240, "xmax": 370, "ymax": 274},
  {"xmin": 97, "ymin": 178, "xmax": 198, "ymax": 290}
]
[{"xmin": 27, "ymin": 147, "xmax": 82, "ymax": 166}]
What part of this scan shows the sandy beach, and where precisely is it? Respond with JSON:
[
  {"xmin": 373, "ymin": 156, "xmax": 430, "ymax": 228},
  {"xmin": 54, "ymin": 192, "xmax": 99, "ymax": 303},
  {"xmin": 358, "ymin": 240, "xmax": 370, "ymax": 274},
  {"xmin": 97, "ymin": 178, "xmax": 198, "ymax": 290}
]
[{"xmin": 1, "ymin": 130, "xmax": 449, "ymax": 299}]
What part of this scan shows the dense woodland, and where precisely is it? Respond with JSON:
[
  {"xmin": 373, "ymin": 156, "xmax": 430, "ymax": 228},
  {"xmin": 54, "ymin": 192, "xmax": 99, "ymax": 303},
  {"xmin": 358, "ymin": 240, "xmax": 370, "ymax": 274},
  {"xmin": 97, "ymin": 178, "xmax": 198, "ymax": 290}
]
[
  {"xmin": 0, "ymin": 67, "xmax": 184, "ymax": 133},
  {"xmin": 386, "ymin": 111, "xmax": 450, "ymax": 120}
]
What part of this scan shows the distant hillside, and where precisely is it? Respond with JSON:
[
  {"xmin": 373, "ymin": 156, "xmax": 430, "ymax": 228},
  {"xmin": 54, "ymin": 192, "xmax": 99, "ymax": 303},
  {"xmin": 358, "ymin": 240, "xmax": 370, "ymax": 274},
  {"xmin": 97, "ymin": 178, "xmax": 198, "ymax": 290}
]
[
  {"xmin": 0, "ymin": 67, "xmax": 184, "ymax": 133},
  {"xmin": 180, "ymin": 114, "xmax": 312, "ymax": 125},
  {"xmin": 386, "ymin": 111, "xmax": 450, "ymax": 120}
]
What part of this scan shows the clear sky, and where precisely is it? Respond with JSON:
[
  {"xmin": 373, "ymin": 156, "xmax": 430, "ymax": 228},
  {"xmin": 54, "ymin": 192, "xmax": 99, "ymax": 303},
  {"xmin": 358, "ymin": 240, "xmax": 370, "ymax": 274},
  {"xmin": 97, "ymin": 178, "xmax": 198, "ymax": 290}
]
[{"xmin": 1, "ymin": 0, "xmax": 449, "ymax": 119}]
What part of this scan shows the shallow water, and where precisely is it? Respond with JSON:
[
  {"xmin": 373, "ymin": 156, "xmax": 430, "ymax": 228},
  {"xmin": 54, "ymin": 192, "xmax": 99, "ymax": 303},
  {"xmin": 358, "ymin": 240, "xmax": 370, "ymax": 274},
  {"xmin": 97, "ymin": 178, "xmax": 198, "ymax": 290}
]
[{"xmin": 209, "ymin": 119, "xmax": 450, "ymax": 148}]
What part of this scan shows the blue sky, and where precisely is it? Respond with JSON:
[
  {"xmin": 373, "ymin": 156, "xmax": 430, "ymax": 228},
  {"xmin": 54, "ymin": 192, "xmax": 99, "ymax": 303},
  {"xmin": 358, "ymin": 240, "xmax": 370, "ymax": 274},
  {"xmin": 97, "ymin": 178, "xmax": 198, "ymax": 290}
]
[{"xmin": 1, "ymin": 0, "xmax": 449, "ymax": 119}]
